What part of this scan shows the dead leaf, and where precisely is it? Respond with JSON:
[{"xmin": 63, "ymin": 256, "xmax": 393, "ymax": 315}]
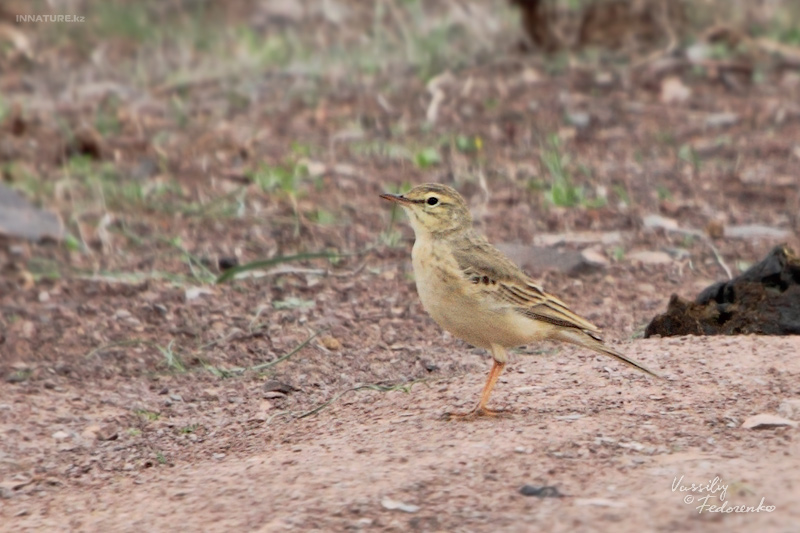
[
  {"xmin": 319, "ymin": 335, "xmax": 342, "ymax": 351},
  {"xmin": 705, "ymin": 220, "xmax": 724, "ymax": 239}
]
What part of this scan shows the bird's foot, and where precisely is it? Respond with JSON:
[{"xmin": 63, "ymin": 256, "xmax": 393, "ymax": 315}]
[{"xmin": 442, "ymin": 405, "xmax": 511, "ymax": 420}]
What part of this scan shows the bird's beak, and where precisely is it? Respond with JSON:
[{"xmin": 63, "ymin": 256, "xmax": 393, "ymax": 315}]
[{"xmin": 379, "ymin": 193, "xmax": 412, "ymax": 205}]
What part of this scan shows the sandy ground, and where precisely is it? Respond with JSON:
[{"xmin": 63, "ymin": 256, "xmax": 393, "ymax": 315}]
[{"xmin": 3, "ymin": 335, "xmax": 799, "ymax": 532}]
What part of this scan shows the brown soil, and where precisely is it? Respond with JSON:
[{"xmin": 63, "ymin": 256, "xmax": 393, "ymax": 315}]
[
  {"xmin": 2, "ymin": 2, "xmax": 800, "ymax": 531},
  {"xmin": 645, "ymin": 245, "xmax": 800, "ymax": 337}
]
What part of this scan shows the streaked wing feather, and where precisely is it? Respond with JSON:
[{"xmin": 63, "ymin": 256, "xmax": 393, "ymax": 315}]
[{"xmin": 452, "ymin": 234, "xmax": 601, "ymax": 334}]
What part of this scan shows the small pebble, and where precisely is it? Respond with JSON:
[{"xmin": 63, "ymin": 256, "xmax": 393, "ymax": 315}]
[
  {"xmin": 519, "ymin": 485, "xmax": 562, "ymax": 498},
  {"xmin": 380, "ymin": 497, "xmax": 420, "ymax": 513}
]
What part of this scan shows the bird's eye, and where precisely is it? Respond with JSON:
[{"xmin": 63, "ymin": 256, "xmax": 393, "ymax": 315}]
[{"xmin": 426, "ymin": 197, "xmax": 439, "ymax": 206}]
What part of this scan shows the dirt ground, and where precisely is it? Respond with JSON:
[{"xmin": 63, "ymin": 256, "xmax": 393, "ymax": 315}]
[{"xmin": 2, "ymin": 2, "xmax": 800, "ymax": 532}]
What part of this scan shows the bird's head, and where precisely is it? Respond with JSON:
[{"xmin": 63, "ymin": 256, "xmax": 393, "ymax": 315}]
[{"xmin": 380, "ymin": 183, "xmax": 472, "ymax": 237}]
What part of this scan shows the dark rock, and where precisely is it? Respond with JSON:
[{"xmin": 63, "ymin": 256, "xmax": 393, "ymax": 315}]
[
  {"xmin": 645, "ymin": 245, "xmax": 800, "ymax": 337},
  {"xmin": 519, "ymin": 485, "xmax": 563, "ymax": 498},
  {"xmin": 263, "ymin": 380, "xmax": 297, "ymax": 394},
  {"xmin": 218, "ymin": 257, "xmax": 239, "ymax": 271},
  {"xmin": 424, "ymin": 361, "xmax": 439, "ymax": 372}
]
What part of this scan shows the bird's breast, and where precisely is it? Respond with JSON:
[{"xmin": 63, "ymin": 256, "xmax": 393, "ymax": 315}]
[{"xmin": 411, "ymin": 238, "xmax": 496, "ymax": 348}]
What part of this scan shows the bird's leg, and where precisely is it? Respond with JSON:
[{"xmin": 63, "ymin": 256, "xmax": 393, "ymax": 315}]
[
  {"xmin": 447, "ymin": 345, "xmax": 508, "ymax": 419},
  {"xmin": 473, "ymin": 359, "xmax": 506, "ymax": 415}
]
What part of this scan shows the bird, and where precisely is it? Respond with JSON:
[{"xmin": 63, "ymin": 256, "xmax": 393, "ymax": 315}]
[{"xmin": 380, "ymin": 183, "xmax": 660, "ymax": 418}]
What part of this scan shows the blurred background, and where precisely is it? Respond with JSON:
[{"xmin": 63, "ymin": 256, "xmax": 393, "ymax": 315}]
[{"xmin": 1, "ymin": 1, "xmax": 798, "ymax": 266}]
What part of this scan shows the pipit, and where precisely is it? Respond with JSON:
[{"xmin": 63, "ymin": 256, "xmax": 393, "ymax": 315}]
[{"xmin": 380, "ymin": 183, "xmax": 659, "ymax": 418}]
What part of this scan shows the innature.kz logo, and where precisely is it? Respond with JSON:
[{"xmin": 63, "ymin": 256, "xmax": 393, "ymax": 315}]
[{"xmin": 16, "ymin": 15, "xmax": 85, "ymax": 22}]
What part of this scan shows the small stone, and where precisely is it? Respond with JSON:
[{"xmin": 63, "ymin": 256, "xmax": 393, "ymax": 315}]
[
  {"xmin": 580, "ymin": 248, "xmax": 608, "ymax": 267},
  {"xmin": 566, "ymin": 111, "xmax": 591, "ymax": 129},
  {"xmin": 114, "ymin": 309, "xmax": 131, "ymax": 319},
  {"xmin": 686, "ymin": 42, "xmax": 711, "ymax": 63},
  {"xmin": 380, "ymin": 497, "xmax": 420, "ymax": 513},
  {"xmin": 705, "ymin": 112, "xmax": 739, "ymax": 128},
  {"xmin": 263, "ymin": 380, "xmax": 295, "ymax": 394},
  {"xmin": 185, "ymin": 287, "xmax": 215, "ymax": 301},
  {"xmin": 741, "ymin": 414, "xmax": 798, "ymax": 430},
  {"xmin": 778, "ymin": 399, "xmax": 800, "ymax": 421},
  {"xmin": 38, "ymin": 291, "xmax": 50, "ymax": 302},
  {"xmin": 660, "ymin": 76, "xmax": 691, "ymax": 104},
  {"xmin": 627, "ymin": 250, "xmax": 673, "ymax": 265},
  {"xmin": 724, "ymin": 225, "xmax": 792, "ymax": 240},
  {"xmin": 519, "ymin": 485, "xmax": 562, "ymax": 498},
  {"xmin": 642, "ymin": 214, "xmax": 680, "ymax": 231},
  {"xmin": 20, "ymin": 321, "xmax": 35, "ymax": 339},
  {"xmin": 212, "ymin": 453, "xmax": 226, "ymax": 460},
  {"xmin": 0, "ymin": 183, "xmax": 63, "ymax": 240},
  {"xmin": 52, "ymin": 430, "xmax": 70, "ymax": 440},
  {"xmin": 594, "ymin": 71, "xmax": 614, "ymax": 86}
]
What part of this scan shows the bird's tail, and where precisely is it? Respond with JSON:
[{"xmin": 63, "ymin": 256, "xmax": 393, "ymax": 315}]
[{"xmin": 554, "ymin": 328, "xmax": 662, "ymax": 378}]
